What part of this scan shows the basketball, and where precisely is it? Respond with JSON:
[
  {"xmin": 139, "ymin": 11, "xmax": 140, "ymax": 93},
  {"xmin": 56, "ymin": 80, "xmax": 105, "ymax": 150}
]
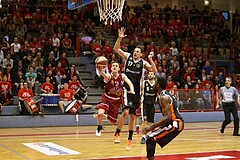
[{"xmin": 95, "ymin": 56, "xmax": 108, "ymax": 67}]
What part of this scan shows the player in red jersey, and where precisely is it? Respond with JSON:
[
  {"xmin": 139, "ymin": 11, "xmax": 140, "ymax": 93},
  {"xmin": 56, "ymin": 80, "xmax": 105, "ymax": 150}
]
[
  {"xmin": 95, "ymin": 61, "xmax": 135, "ymax": 136},
  {"xmin": 40, "ymin": 76, "xmax": 54, "ymax": 94}
]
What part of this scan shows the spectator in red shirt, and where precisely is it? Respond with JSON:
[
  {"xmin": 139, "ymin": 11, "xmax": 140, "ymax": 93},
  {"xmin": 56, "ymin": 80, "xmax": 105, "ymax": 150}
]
[
  {"xmin": 92, "ymin": 39, "xmax": 102, "ymax": 57},
  {"xmin": 145, "ymin": 41, "xmax": 158, "ymax": 56},
  {"xmin": 58, "ymin": 83, "xmax": 76, "ymax": 113},
  {"xmin": 166, "ymin": 75, "xmax": 175, "ymax": 90},
  {"xmin": 201, "ymin": 74, "xmax": 214, "ymax": 89},
  {"xmin": 55, "ymin": 61, "xmax": 66, "ymax": 76},
  {"xmin": 181, "ymin": 43, "xmax": 191, "ymax": 55},
  {"xmin": 30, "ymin": 37, "xmax": 41, "ymax": 54},
  {"xmin": 103, "ymin": 40, "xmax": 112, "ymax": 60},
  {"xmin": 68, "ymin": 75, "xmax": 82, "ymax": 92},
  {"xmin": 0, "ymin": 75, "xmax": 13, "ymax": 105},
  {"xmin": 62, "ymin": 33, "xmax": 74, "ymax": 56},
  {"xmin": 18, "ymin": 82, "xmax": 36, "ymax": 115},
  {"xmin": 183, "ymin": 67, "xmax": 195, "ymax": 81},
  {"xmin": 40, "ymin": 76, "xmax": 54, "ymax": 94}
]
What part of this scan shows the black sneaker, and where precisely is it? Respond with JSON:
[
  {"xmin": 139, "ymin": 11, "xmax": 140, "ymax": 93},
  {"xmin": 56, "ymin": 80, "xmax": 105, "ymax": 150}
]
[
  {"xmin": 220, "ymin": 127, "xmax": 224, "ymax": 133},
  {"xmin": 233, "ymin": 133, "xmax": 240, "ymax": 136}
]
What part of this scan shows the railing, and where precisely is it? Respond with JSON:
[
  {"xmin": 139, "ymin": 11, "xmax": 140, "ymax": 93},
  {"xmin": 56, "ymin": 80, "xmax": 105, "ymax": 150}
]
[{"xmin": 154, "ymin": 89, "xmax": 240, "ymax": 113}]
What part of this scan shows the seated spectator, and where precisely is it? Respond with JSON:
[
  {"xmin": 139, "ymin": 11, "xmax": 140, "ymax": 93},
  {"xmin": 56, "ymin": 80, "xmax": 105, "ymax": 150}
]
[
  {"xmin": 23, "ymin": 54, "xmax": 33, "ymax": 68},
  {"xmin": 146, "ymin": 42, "xmax": 158, "ymax": 57},
  {"xmin": 29, "ymin": 37, "xmax": 41, "ymax": 55},
  {"xmin": 66, "ymin": 65, "xmax": 83, "ymax": 85},
  {"xmin": 191, "ymin": 83, "xmax": 204, "ymax": 111},
  {"xmin": 36, "ymin": 65, "xmax": 44, "ymax": 84},
  {"xmin": 183, "ymin": 67, "xmax": 195, "ymax": 81},
  {"xmin": 62, "ymin": 33, "xmax": 74, "ymax": 56},
  {"xmin": 43, "ymin": 53, "xmax": 56, "ymax": 69},
  {"xmin": 155, "ymin": 66, "xmax": 166, "ymax": 78},
  {"xmin": 57, "ymin": 52, "xmax": 69, "ymax": 73},
  {"xmin": 45, "ymin": 63, "xmax": 55, "ymax": 74},
  {"xmin": 202, "ymin": 61, "xmax": 213, "ymax": 75},
  {"xmin": 3, "ymin": 64, "xmax": 13, "ymax": 83},
  {"xmin": 39, "ymin": 31, "xmax": 48, "ymax": 47},
  {"xmin": 18, "ymin": 82, "xmax": 41, "ymax": 115},
  {"xmin": 20, "ymin": 40, "xmax": 31, "ymax": 59},
  {"xmin": 0, "ymin": 37, "xmax": 10, "ymax": 54},
  {"xmin": 92, "ymin": 39, "xmax": 102, "ymax": 57},
  {"xmin": 143, "ymin": 0, "xmax": 152, "ymax": 11},
  {"xmin": 25, "ymin": 66, "xmax": 39, "ymax": 95},
  {"xmin": 202, "ymin": 82, "xmax": 213, "ymax": 109},
  {"xmin": 33, "ymin": 52, "xmax": 43, "ymax": 67},
  {"xmin": 169, "ymin": 85, "xmax": 183, "ymax": 109},
  {"xmin": 0, "ymin": 75, "xmax": 13, "ymax": 105},
  {"xmin": 58, "ymin": 83, "xmax": 76, "ymax": 113},
  {"xmin": 218, "ymin": 71, "xmax": 224, "ymax": 86},
  {"xmin": 40, "ymin": 76, "xmax": 54, "ymax": 94},
  {"xmin": 54, "ymin": 70, "xmax": 65, "ymax": 94},
  {"xmin": 69, "ymin": 74, "xmax": 82, "ymax": 92},
  {"xmin": 12, "ymin": 60, "xmax": 27, "ymax": 76},
  {"xmin": 51, "ymin": 33, "xmax": 60, "ymax": 49},
  {"xmin": 162, "ymin": 44, "xmax": 170, "ymax": 55},
  {"xmin": 2, "ymin": 53, "xmax": 14, "ymax": 69},
  {"xmin": 202, "ymin": 74, "xmax": 214, "ymax": 89},
  {"xmin": 103, "ymin": 40, "xmax": 112, "ymax": 60},
  {"xmin": 185, "ymin": 75, "xmax": 195, "ymax": 89},
  {"xmin": 55, "ymin": 61, "xmax": 66, "ymax": 76},
  {"xmin": 166, "ymin": 75, "xmax": 175, "ymax": 90},
  {"xmin": 156, "ymin": 49, "xmax": 166, "ymax": 62},
  {"xmin": 52, "ymin": 47, "xmax": 60, "ymax": 60},
  {"xmin": 69, "ymin": 74, "xmax": 88, "ymax": 102},
  {"xmin": 170, "ymin": 41, "xmax": 179, "ymax": 56},
  {"xmin": 42, "ymin": 38, "xmax": 53, "ymax": 57},
  {"xmin": 12, "ymin": 70, "xmax": 25, "ymax": 95}
]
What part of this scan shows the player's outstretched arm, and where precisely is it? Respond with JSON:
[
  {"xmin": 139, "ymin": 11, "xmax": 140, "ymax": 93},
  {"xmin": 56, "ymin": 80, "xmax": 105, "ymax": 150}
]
[
  {"xmin": 113, "ymin": 27, "xmax": 129, "ymax": 59},
  {"xmin": 145, "ymin": 52, "xmax": 157, "ymax": 73}
]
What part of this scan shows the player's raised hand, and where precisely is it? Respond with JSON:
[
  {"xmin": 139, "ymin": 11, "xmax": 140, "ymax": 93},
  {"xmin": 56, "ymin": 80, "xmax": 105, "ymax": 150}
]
[
  {"xmin": 148, "ymin": 51, "xmax": 154, "ymax": 59},
  {"xmin": 118, "ymin": 27, "xmax": 127, "ymax": 38}
]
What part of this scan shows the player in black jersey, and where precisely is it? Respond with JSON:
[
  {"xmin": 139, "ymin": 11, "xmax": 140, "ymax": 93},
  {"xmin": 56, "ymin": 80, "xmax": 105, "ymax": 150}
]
[
  {"xmin": 113, "ymin": 27, "xmax": 157, "ymax": 151},
  {"xmin": 142, "ymin": 77, "xmax": 184, "ymax": 160},
  {"xmin": 140, "ymin": 71, "xmax": 157, "ymax": 144},
  {"xmin": 141, "ymin": 72, "xmax": 157, "ymax": 144}
]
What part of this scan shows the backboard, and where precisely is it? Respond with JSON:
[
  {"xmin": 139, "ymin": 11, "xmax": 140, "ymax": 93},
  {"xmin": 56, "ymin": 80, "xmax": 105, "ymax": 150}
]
[{"xmin": 68, "ymin": 0, "xmax": 97, "ymax": 10}]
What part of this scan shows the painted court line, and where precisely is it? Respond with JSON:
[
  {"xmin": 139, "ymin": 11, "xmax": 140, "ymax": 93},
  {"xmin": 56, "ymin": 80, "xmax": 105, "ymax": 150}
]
[
  {"xmin": 87, "ymin": 150, "xmax": 240, "ymax": 160},
  {"xmin": 0, "ymin": 127, "xmax": 220, "ymax": 138},
  {"xmin": 0, "ymin": 143, "xmax": 30, "ymax": 160}
]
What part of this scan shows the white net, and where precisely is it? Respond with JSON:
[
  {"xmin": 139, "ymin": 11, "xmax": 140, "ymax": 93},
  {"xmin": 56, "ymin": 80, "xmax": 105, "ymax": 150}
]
[{"xmin": 97, "ymin": 0, "xmax": 125, "ymax": 25}]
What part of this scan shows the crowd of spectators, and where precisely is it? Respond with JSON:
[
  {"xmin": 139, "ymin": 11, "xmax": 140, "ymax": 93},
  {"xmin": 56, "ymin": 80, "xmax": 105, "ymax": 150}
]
[{"xmin": 0, "ymin": 0, "xmax": 239, "ymax": 110}]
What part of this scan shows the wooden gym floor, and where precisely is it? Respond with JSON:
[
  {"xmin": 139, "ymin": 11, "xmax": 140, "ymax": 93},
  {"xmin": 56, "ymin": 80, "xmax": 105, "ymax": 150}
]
[{"xmin": 0, "ymin": 122, "xmax": 240, "ymax": 160}]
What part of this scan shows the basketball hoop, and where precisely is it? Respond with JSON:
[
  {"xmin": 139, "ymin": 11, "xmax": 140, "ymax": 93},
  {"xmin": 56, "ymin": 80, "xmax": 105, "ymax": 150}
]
[{"xmin": 97, "ymin": 0, "xmax": 125, "ymax": 25}]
